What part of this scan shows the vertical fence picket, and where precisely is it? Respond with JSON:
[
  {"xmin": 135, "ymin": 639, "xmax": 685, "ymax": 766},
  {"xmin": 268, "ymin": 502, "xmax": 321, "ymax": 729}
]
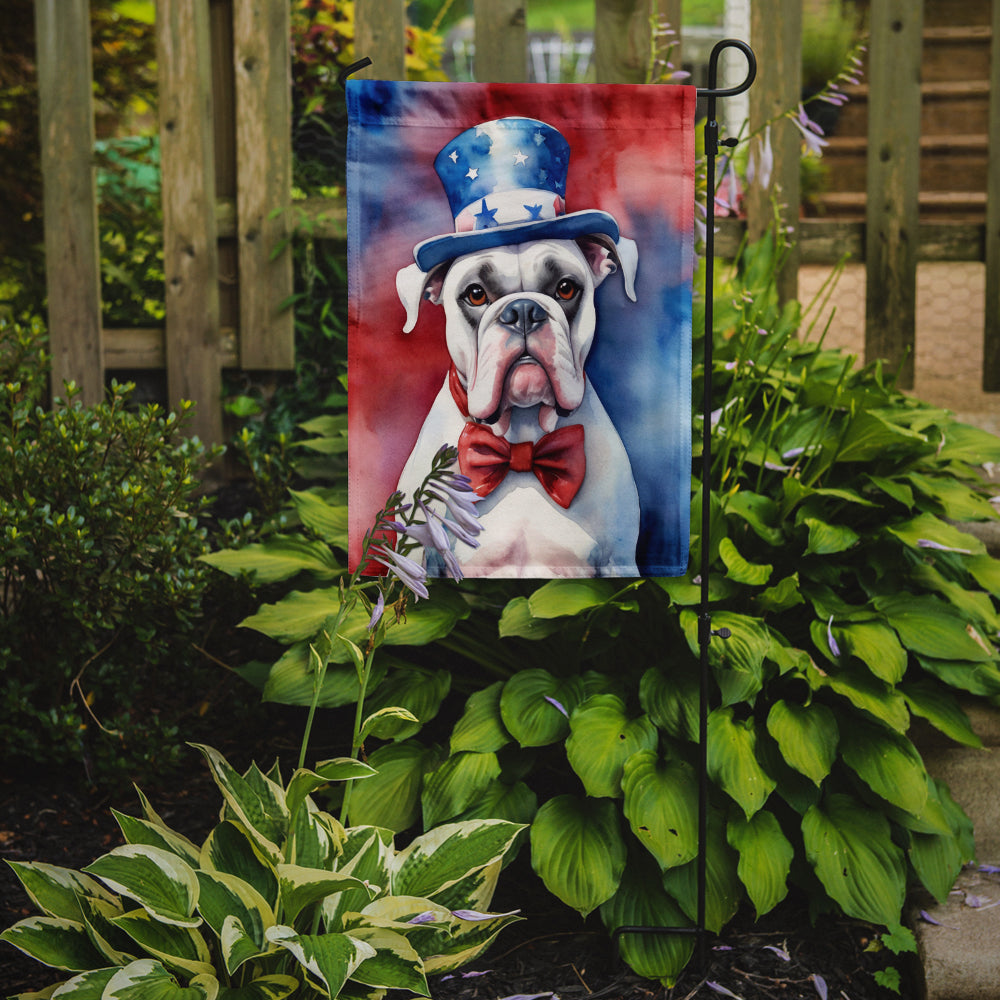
[
  {"xmin": 864, "ymin": 0, "xmax": 923, "ymax": 390},
  {"xmin": 474, "ymin": 0, "xmax": 527, "ymax": 82},
  {"xmin": 34, "ymin": 0, "xmax": 104, "ymax": 405},
  {"xmin": 233, "ymin": 0, "xmax": 294, "ymax": 369},
  {"xmin": 594, "ymin": 0, "xmax": 654, "ymax": 83},
  {"xmin": 157, "ymin": 0, "xmax": 222, "ymax": 445},
  {"xmin": 355, "ymin": 0, "xmax": 407, "ymax": 80},
  {"xmin": 746, "ymin": 0, "xmax": 801, "ymax": 304},
  {"xmin": 983, "ymin": 0, "xmax": 1000, "ymax": 390}
]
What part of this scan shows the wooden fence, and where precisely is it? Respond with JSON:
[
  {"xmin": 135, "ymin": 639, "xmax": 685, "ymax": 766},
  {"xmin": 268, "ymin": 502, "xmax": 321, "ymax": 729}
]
[{"xmin": 33, "ymin": 0, "xmax": 1000, "ymax": 444}]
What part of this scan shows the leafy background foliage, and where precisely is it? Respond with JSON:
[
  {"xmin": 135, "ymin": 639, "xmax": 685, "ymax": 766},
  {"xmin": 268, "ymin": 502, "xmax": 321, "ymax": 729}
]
[{"xmin": 209, "ymin": 232, "xmax": 1000, "ymax": 985}]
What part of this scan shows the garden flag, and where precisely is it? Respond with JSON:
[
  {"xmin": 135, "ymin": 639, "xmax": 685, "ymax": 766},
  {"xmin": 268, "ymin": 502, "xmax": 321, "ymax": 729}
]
[{"xmin": 347, "ymin": 80, "xmax": 695, "ymax": 578}]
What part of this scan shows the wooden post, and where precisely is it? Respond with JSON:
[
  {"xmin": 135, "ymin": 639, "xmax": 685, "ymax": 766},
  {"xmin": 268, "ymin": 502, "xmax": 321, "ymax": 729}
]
[
  {"xmin": 354, "ymin": 0, "xmax": 406, "ymax": 80},
  {"xmin": 983, "ymin": 0, "xmax": 1000, "ymax": 390},
  {"xmin": 474, "ymin": 0, "xmax": 526, "ymax": 82},
  {"xmin": 233, "ymin": 0, "xmax": 294, "ymax": 369},
  {"xmin": 34, "ymin": 0, "xmax": 104, "ymax": 405},
  {"xmin": 864, "ymin": 0, "xmax": 923, "ymax": 389},
  {"xmin": 746, "ymin": 0, "xmax": 801, "ymax": 305},
  {"xmin": 157, "ymin": 0, "xmax": 223, "ymax": 444},
  {"xmin": 594, "ymin": 0, "xmax": 654, "ymax": 84}
]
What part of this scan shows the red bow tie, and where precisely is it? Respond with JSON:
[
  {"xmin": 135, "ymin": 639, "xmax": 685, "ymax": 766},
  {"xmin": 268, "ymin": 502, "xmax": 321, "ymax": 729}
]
[{"xmin": 449, "ymin": 366, "xmax": 586, "ymax": 509}]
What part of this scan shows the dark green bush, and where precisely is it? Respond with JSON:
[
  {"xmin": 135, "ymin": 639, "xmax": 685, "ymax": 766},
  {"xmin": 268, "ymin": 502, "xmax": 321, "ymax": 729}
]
[{"xmin": 0, "ymin": 316, "xmax": 220, "ymax": 784}]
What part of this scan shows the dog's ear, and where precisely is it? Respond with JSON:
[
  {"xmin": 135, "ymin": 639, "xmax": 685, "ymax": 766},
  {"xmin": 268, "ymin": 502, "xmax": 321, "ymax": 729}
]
[
  {"xmin": 396, "ymin": 261, "xmax": 451, "ymax": 333},
  {"xmin": 577, "ymin": 235, "xmax": 638, "ymax": 302}
]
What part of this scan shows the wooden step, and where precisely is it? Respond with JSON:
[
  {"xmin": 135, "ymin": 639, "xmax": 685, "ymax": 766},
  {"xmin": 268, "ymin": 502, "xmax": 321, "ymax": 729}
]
[
  {"xmin": 922, "ymin": 0, "xmax": 991, "ymax": 28},
  {"xmin": 813, "ymin": 190, "xmax": 987, "ymax": 222},
  {"xmin": 922, "ymin": 25, "xmax": 993, "ymax": 83}
]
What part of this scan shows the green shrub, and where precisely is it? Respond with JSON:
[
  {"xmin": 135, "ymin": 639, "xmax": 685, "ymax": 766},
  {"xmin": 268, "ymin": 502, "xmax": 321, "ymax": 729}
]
[
  {"xmin": 0, "ymin": 316, "xmax": 220, "ymax": 784},
  {"xmin": 1, "ymin": 743, "xmax": 524, "ymax": 998}
]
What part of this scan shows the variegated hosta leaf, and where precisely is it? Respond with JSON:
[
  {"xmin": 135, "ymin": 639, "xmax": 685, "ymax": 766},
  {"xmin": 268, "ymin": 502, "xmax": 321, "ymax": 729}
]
[
  {"xmin": 195, "ymin": 871, "xmax": 274, "ymax": 974},
  {"xmin": 200, "ymin": 822, "xmax": 278, "ymax": 910},
  {"xmin": 421, "ymin": 906, "xmax": 523, "ymax": 975},
  {"xmin": 529, "ymin": 795, "xmax": 626, "ymax": 917},
  {"xmin": 420, "ymin": 751, "xmax": 501, "ymax": 829},
  {"xmin": 276, "ymin": 864, "xmax": 375, "ymax": 925},
  {"xmin": 101, "ymin": 958, "xmax": 218, "ymax": 999},
  {"xmin": 214, "ymin": 975, "xmax": 299, "ymax": 1000},
  {"xmin": 802, "ymin": 793, "xmax": 906, "ymax": 926},
  {"xmin": 765, "ymin": 700, "xmax": 838, "ymax": 786},
  {"xmin": 46, "ymin": 966, "xmax": 118, "ymax": 997},
  {"xmin": 727, "ymin": 810, "xmax": 793, "ymax": 918},
  {"xmin": 499, "ymin": 669, "xmax": 585, "ymax": 747},
  {"xmin": 838, "ymin": 718, "xmax": 929, "ymax": 817},
  {"xmin": 112, "ymin": 811, "xmax": 201, "ymax": 868},
  {"xmin": 661, "ymin": 810, "xmax": 742, "ymax": 934},
  {"xmin": 110, "ymin": 907, "xmax": 214, "ymax": 978},
  {"xmin": 450, "ymin": 681, "xmax": 511, "ymax": 754},
  {"xmin": 345, "ymin": 926, "xmax": 429, "ymax": 995},
  {"xmin": 391, "ymin": 820, "xmax": 524, "ymax": 901},
  {"xmin": 83, "ymin": 846, "xmax": 200, "ymax": 928},
  {"xmin": 323, "ymin": 829, "xmax": 393, "ymax": 931},
  {"xmin": 424, "ymin": 859, "xmax": 501, "ymax": 916},
  {"xmin": 265, "ymin": 926, "xmax": 375, "ymax": 998},
  {"xmin": 77, "ymin": 894, "xmax": 136, "ymax": 966},
  {"xmin": 706, "ymin": 707, "xmax": 776, "ymax": 819},
  {"xmin": 4, "ymin": 861, "xmax": 118, "ymax": 922},
  {"xmin": 0, "ymin": 916, "xmax": 107, "ymax": 972},
  {"xmin": 621, "ymin": 751, "xmax": 699, "ymax": 871},
  {"xmin": 288, "ymin": 801, "xmax": 344, "ymax": 870},
  {"xmin": 347, "ymin": 740, "xmax": 442, "ymax": 833},
  {"xmin": 191, "ymin": 745, "xmax": 287, "ymax": 863},
  {"xmin": 565, "ymin": 695, "xmax": 658, "ymax": 799},
  {"xmin": 599, "ymin": 854, "xmax": 694, "ymax": 987},
  {"xmin": 285, "ymin": 760, "xmax": 375, "ymax": 823}
]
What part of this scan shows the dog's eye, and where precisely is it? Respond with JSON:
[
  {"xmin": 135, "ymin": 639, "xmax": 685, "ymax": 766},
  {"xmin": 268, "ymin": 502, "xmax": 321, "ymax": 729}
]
[
  {"xmin": 462, "ymin": 284, "xmax": 488, "ymax": 307},
  {"xmin": 555, "ymin": 278, "xmax": 580, "ymax": 301}
]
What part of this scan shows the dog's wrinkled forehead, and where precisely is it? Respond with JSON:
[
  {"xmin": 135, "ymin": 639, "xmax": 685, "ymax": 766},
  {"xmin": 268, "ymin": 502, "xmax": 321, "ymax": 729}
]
[{"xmin": 443, "ymin": 241, "xmax": 590, "ymax": 297}]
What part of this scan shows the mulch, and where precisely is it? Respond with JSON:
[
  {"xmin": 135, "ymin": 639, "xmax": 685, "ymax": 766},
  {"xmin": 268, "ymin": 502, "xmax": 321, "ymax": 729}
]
[{"xmin": 1, "ymin": 746, "xmax": 913, "ymax": 1000}]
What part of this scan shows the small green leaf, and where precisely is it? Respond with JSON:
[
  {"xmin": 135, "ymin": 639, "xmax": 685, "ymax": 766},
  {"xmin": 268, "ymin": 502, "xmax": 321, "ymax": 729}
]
[
  {"xmin": 287, "ymin": 489, "xmax": 348, "ymax": 546},
  {"xmin": 727, "ymin": 811, "xmax": 793, "ymax": 917},
  {"xmin": 421, "ymin": 751, "xmax": 502, "ymax": 828},
  {"xmin": 803, "ymin": 517, "xmax": 859, "ymax": 556},
  {"xmin": 765, "ymin": 700, "xmax": 838, "ymax": 786},
  {"xmin": 839, "ymin": 718, "xmax": 929, "ymax": 817},
  {"xmin": 527, "ymin": 579, "xmax": 618, "ymax": 618},
  {"xmin": 200, "ymin": 536, "xmax": 340, "ymax": 584},
  {"xmin": 639, "ymin": 664, "xmax": 699, "ymax": 743},
  {"xmin": 450, "ymin": 682, "xmax": 511, "ymax": 754},
  {"xmin": 719, "ymin": 537, "xmax": 773, "ymax": 585},
  {"xmin": 707, "ymin": 707, "xmax": 776, "ymax": 818}
]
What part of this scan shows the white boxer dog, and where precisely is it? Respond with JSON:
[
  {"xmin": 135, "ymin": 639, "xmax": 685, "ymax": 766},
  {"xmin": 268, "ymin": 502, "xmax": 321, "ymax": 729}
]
[{"xmin": 392, "ymin": 116, "xmax": 641, "ymax": 577}]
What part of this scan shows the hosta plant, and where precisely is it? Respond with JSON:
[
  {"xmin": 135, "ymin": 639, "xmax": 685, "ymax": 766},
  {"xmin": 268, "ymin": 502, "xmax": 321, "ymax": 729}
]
[{"xmin": 1, "ymin": 744, "xmax": 523, "ymax": 999}]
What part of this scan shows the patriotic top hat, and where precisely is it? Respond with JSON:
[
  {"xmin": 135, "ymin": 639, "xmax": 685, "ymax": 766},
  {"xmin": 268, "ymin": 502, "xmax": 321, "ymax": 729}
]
[{"xmin": 412, "ymin": 116, "xmax": 623, "ymax": 272}]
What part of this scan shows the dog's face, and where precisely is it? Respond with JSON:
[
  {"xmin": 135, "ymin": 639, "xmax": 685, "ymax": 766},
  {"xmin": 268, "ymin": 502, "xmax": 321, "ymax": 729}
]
[{"xmin": 397, "ymin": 237, "xmax": 637, "ymax": 434}]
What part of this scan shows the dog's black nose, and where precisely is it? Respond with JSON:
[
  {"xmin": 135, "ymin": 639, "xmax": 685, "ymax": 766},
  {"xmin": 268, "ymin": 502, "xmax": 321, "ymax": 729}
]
[{"xmin": 499, "ymin": 299, "xmax": 547, "ymax": 335}]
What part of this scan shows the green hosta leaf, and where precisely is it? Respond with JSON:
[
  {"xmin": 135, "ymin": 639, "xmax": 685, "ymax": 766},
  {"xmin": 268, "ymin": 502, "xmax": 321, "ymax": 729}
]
[
  {"xmin": 901, "ymin": 680, "xmax": 982, "ymax": 748},
  {"xmin": 499, "ymin": 670, "xmax": 584, "ymax": 747},
  {"xmin": 103, "ymin": 959, "xmax": 218, "ymax": 999},
  {"xmin": 527, "ymin": 579, "xmax": 618, "ymax": 617},
  {"xmin": 935, "ymin": 421, "xmax": 1000, "ymax": 464},
  {"xmin": 911, "ymin": 562, "xmax": 1000, "ymax": 633},
  {"xmin": 359, "ymin": 706, "xmax": 421, "ymax": 742},
  {"xmin": 216, "ymin": 975, "xmax": 299, "ymax": 1000},
  {"xmin": 393, "ymin": 820, "xmax": 524, "ymax": 901},
  {"xmin": 261, "ymin": 643, "xmax": 387, "ymax": 709},
  {"xmin": 727, "ymin": 811, "xmax": 793, "ymax": 918},
  {"xmin": 839, "ymin": 718, "xmax": 929, "ymax": 816},
  {"xmin": 76, "ymin": 894, "xmax": 135, "ymax": 966},
  {"xmin": 497, "ymin": 596, "xmax": 564, "ymax": 639},
  {"xmin": 277, "ymin": 865, "xmax": 374, "ymax": 925},
  {"xmin": 111, "ymin": 908, "xmax": 214, "ymax": 978},
  {"xmin": 599, "ymin": 853, "xmax": 694, "ymax": 987},
  {"xmin": 661, "ymin": 810, "xmax": 741, "ymax": 933},
  {"xmin": 362, "ymin": 667, "xmax": 451, "ymax": 740},
  {"xmin": 347, "ymin": 740, "xmax": 442, "ymax": 832},
  {"xmin": 450, "ymin": 682, "xmax": 511, "ymax": 754},
  {"xmin": 621, "ymin": 751, "xmax": 698, "ymax": 871},
  {"xmin": 916, "ymin": 655, "xmax": 1000, "ymax": 697},
  {"xmin": 718, "ymin": 537, "xmax": 772, "ymax": 585},
  {"xmin": 866, "ymin": 474, "xmax": 914, "ymax": 509},
  {"xmin": 803, "ymin": 517, "xmax": 859, "ymax": 556},
  {"xmin": 724, "ymin": 490, "xmax": 784, "ymax": 545},
  {"xmin": 530, "ymin": 795, "xmax": 626, "ymax": 917},
  {"xmin": 112, "ymin": 812, "xmax": 201, "ymax": 868},
  {"xmin": 707, "ymin": 707, "xmax": 776, "ymax": 819},
  {"xmin": 765, "ymin": 700, "xmax": 838, "ymax": 786},
  {"xmin": 680, "ymin": 610, "xmax": 770, "ymax": 706},
  {"xmin": 802, "ymin": 793, "xmax": 906, "ymax": 926},
  {"xmin": 0, "ymin": 916, "xmax": 107, "ymax": 971},
  {"xmin": 195, "ymin": 871, "xmax": 273, "ymax": 974},
  {"xmin": 288, "ymin": 489, "xmax": 349, "ymax": 546},
  {"xmin": 874, "ymin": 593, "xmax": 995, "ymax": 662},
  {"xmin": 83, "ymin": 846, "xmax": 200, "ymax": 928},
  {"xmin": 566, "ymin": 695, "xmax": 658, "ymax": 798},
  {"xmin": 886, "ymin": 512, "xmax": 985, "ymax": 557},
  {"xmin": 4, "ymin": 862, "xmax": 118, "ymax": 922},
  {"xmin": 421, "ymin": 751, "xmax": 502, "ymax": 828},
  {"xmin": 40, "ymin": 966, "xmax": 118, "ymax": 998},
  {"xmin": 655, "ymin": 572, "xmax": 737, "ymax": 606},
  {"xmin": 346, "ymin": 926, "xmax": 428, "ymax": 994},
  {"xmin": 835, "ymin": 621, "xmax": 907, "ymax": 684},
  {"xmin": 453, "ymin": 779, "xmax": 538, "ymax": 827},
  {"xmin": 906, "ymin": 472, "xmax": 998, "ymax": 522},
  {"xmin": 190, "ymin": 746, "xmax": 287, "ymax": 863},
  {"xmin": 639, "ymin": 664, "xmax": 699, "ymax": 742},
  {"xmin": 755, "ymin": 573, "xmax": 804, "ymax": 614},
  {"xmin": 265, "ymin": 926, "xmax": 375, "ymax": 997},
  {"xmin": 200, "ymin": 535, "xmax": 340, "ymax": 583},
  {"xmin": 909, "ymin": 827, "xmax": 965, "ymax": 905},
  {"xmin": 835, "ymin": 410, "xmax": 927, "ymax": 463},
  {"xmin": 810, "ymin": 661, "xmax": 910, "ymax": 732},
  {"xmin": 966, "ymin": 553, "xmax": 1000, "ymax": 597},
  {"xmin": 200, "ymin": 822, "xmax": 278, "ymax": 910}
]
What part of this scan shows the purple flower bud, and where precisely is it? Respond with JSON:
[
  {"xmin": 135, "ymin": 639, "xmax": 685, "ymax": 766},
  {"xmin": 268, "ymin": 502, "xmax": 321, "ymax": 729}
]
[
  {"xmin": 544, "ymin": 695, "xmax": 569, "ymax": 718},
  {"xmin": 812, "ymin": 974, "xmax": 828, "ymax": 1000},
  {"xmin": 407, "ymin": 911, "xmax": 438, "ymax": 925},
  {"xmin": 367, "ymin": 590, "xmax": 385, "ymax": 631},
  {"xmin": 370, "ymin": 544, "xmax": 429, "ymax": 600},
  {"xmin": 827, "ymin": 616, "xmax": 841, "ymax": 658}
]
